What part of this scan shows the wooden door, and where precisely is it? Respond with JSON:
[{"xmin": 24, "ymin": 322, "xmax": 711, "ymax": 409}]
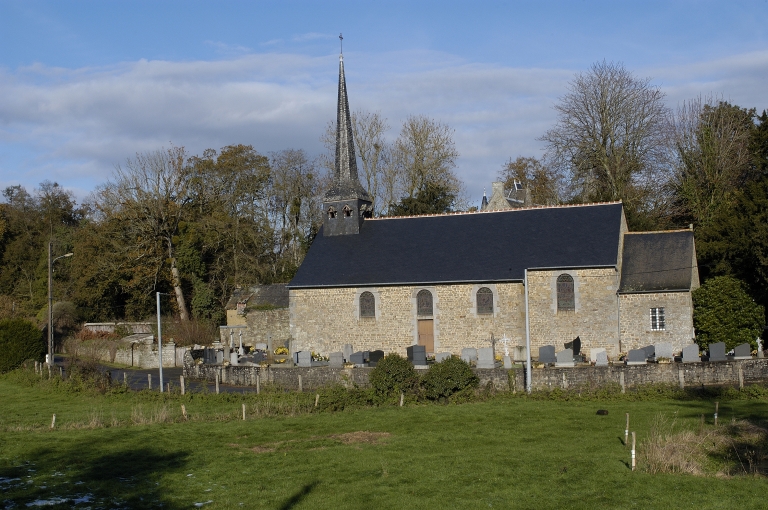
[{"xmin": 418, "ymin": 319, "xmax": 434, "ymax": 353}]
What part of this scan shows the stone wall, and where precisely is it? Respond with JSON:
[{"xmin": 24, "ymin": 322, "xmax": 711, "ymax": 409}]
[
  {"xmin": 290, "ymin": 283, "xmax": 526, "ymax": 356},
  {"xmin": 619, "ymin": 292, "xmax": 695, "ymax": 353},
  {"xmin": 184, "ymin": 356, "xmax": 768, "ymax": 393},
  {"xmin": 221, "ymin": 308, "xmax": 290, "ymax": 349},
  {"xmin": 81, "ymin": 341, "xmax": 185, "ymax": 368},
  {"xmin": 527, "ymin": 268, "xmax": 621, "ymax": 357}
]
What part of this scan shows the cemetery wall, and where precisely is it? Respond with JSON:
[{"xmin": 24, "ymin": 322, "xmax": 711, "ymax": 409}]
[
  {"xmin": 220, "ymin": 308, "xmax": 290, "ymax": 348},
  {"xmin": 526, "ymin": 268, "xmax": 621, "ymax": 358},
  {"xmin": 184, "ymin": 359, "xmax": 514, "ymax": 391},
  {"xmin": 528, "ymin": 359, "xmax": 768, "ymax": 391},
  {"xmin": 618, "ymin": 292, "xmax": 694, "ymax": 353},
  {"xmin": 290, "ymin": 283, "xmax": 526, "ymax": 356},
  {"xmin": 78, "ymin": 341, "xmax": 185, "ymax": 368}
]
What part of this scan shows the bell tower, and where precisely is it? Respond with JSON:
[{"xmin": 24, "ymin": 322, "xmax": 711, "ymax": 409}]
[{"xmin": 322, "ymin": 36, "xmax": 372, "ymax": 236}]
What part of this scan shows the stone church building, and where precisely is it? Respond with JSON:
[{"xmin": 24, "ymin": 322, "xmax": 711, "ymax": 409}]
[{"xmin": 287, "ymin": 53, "xmax": 699, "ymax": 360}]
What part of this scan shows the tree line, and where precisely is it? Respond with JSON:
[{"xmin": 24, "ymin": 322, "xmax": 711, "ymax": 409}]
[{"xmin": 0, "ymin": 60, "xmax": 766, "ymax": 331}]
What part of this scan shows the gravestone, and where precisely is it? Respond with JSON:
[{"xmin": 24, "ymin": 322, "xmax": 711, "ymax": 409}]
[
  {"xmin": 538, "ymin": 345, "xmax": 557, "ymax": 364},
  {"xmin": 590, "ymin": 348, "xmax": 606, "ymax": 363},
  {"xmin": 654, "ymin": 342, "xmax": 673, "ymax": 361},
  {"xmin": 595, "ymin": 351, "xmax": 609, "ymax": 366},
  {"xmin": 640, "ymin": 345, "xmax": 655, "ymax": 360},
  {"xmin": 342, "ymin": 344, "xmax": 354, "ymax": 363},
  {"xmin": 476, "ymin": 347, "xmax": 496, "ymax": 369},
  {"xmin": 564, "ymin": 337, "xmax": 581, "ymax": 356},
  {"xmin": 329, "ymin": 352, "xmax": 344, "ymax": 368},
  {"xmin": 230, "ymin": 352, "xmax": 239, "ymax": 365},
  {"xmin": 254, "ymin": 343, "xmax": 267, "ymax": 351},
  {"xmin": 503, "ymin": 356, "xmax": 513, "ymax": 369},
  {"xmin": 708, "ymin": 342, "xmax": 727, "ymax": 362},
  {"xmin": 682, "ymin": 344, "xmax": 700, "ymax": 363},
  {"xmin": 555, "ymin": 348, "xmax": 575, "ymax": 367},
  {"xmin": 350, "ymin": 351, "xmax": 367, "ymax": 366},
  {"xmin": 626, "ymin": 349, "xmax": 647, "ymax": 365},
  {"xmin": 461, "ymin": 348, "xmax": 477, "ymax": 364},
  {"xmin": 732, "ymin": 343, "xmax": 752, "ymax": 360},
  {"xmin": 369, "ymin": 350, "xmax": 385, "ymax": 366},
  {"xmin": 513, "ymin": 345, "xmax": 527, "ymax": 361},
  {"xmin": 407, "ymin": 345, "xmax": 427, "ymax": 366},
  {"xmin": 435, "ymin": 352, "xmax": 451, "ymax": 363},
  {"xmin": 253, "ymin": 351, "xmax": 267, "ymax": 363},
  {"xmin": 295, "ymin": 351, "xmax": 312, "ymax": 367},
  {"xmin": 216, "ymin": 350, "xmax": 224, "ymax": 364},
  {"xmin": 204, "ymin": 348, "xmax": 215, "ymax": 364},
  {"xmin": 223, "ymin": 344, "xmax": 230, "ymax": 362}
]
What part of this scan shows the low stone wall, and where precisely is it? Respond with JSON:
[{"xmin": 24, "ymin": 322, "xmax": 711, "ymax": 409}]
[
  {"xmin": 184, "ymin": 356, "xmax": 768, "ymax": 393},
  {"xmin": 76, "ymin": 341, "xmax": 187, "ymax": 368},
  {"xmin": 184, "ymin": 356, "xmax": 512, "ymax": 391}
]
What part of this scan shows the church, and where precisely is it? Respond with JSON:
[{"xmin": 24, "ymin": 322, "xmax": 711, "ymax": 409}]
[{"xmin": 287, "ymin": 52, "xmax": 699, "ymax": 360}]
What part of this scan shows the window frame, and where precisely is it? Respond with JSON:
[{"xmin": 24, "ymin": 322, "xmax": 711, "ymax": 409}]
[
  {"xmin": 650, "ymin": 307, "xmax": 665, "ymax": 331},
  {"xmin": 359, "ymin": 291, "xmax": 376, "ymax": 318},
  {"xmin": 556, "ymin": 274, "xmax": 575, "ymax": 312},
  {"xmin": 476, "ymin": 287, "xmax": 494, "ymax": 315}
]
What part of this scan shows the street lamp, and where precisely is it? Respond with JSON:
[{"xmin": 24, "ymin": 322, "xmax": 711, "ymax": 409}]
[{"xmin": 48, "ymin": 243, "xmax": 73, "ymax": 367}]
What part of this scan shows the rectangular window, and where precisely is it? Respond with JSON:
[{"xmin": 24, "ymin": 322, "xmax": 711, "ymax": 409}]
[{"xmin": 650, "ymin": 307, "xmax": 665, "ymax": 331}]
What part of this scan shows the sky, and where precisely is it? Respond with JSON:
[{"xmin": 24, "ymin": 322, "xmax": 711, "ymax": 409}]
[{"xmin": 1, "ymin": 0, "xmax": 767, "ymax": 207}]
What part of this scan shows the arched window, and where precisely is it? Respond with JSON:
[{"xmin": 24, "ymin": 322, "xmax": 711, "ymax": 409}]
[
  {"xmin": 476, "ymin": 287, "xmax": 493, "ymax": 315},
  {"xmin": 359, "ymin": 291, "xmax": 375, "ymax": 318},
  {"xmin": 417, "ymin": 289, "xmax": 433, "ymax": 317},
  {"xmin": 557, "ymin": 274, "xmax": 575, "ymax": 311},
  {"xmin": 343, "ymin": 205, "xmax": 352, "ymax": 217},
  {"xmin": 328, "ymin": 207, "xmax": 337, "ymax": 219}
]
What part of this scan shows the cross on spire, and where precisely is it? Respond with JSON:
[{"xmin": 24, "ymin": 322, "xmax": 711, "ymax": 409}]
[{"xmin": 339, "ymin": 33, "xmax": 343, "ymax": 54}]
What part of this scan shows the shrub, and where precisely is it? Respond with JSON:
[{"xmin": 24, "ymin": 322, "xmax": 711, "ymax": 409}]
[
  {"xmin": 0, "ymin": 318, "xmax": 45, "ymax": 373},
  {"xmin": 693, "ymin": 276, "xmax": 765, "ymax": 351},
  {"xmin": 421, "ymin": 356, "xmax": 478, "ymax": 401},
  {"xmin": 368, "ymin": 353, "xmax": 419, "ymax": 401}
]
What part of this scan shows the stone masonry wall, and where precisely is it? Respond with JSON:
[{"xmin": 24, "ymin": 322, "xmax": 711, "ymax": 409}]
[
  {"xmin": 184, "ymin": 356, "xmax": 768, "ymax": 393},
  {"xmin": 221, "ymin": 308, "xmax": 290, "ymax": 349},
  {"xmin": 527, "ymin": 268, "xmax": 621, "ymax": 357},
  {"xmin": 619, "ymin": 292, "xmax": 695, "ymax": 353},
  {"xmin": 290, "ymin": 283, "xmax": 526, "ymax": 356}
]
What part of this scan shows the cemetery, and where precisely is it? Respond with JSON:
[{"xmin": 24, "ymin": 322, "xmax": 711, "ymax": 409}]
[{"xmin": 183, "ymin": 335, "xmax": 768, "ymax": 393}]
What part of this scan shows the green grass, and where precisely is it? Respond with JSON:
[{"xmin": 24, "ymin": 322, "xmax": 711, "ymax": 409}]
[{"xmin": 2, "ymin": 370, "xmax": 768, "ymax": 509}]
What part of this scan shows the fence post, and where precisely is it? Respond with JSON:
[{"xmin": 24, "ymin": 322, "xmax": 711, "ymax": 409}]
[{"xmin": 180, "ymin": 375, "xmax": 185, "ymax": 396}]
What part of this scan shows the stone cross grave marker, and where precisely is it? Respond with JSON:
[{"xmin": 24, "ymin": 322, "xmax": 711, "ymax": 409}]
[{"xmin": 708, "ymin": 342, "xmax": 727, "ymax": 362}]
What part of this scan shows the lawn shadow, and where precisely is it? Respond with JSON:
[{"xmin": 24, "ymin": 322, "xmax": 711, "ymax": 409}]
[
  {"xmin": 1, "ymin": 436, "xmax": 190, "ymax": 509},
  {"xmin": 278, "ymin": 480, "xmax": 319, "ymax": 510}
]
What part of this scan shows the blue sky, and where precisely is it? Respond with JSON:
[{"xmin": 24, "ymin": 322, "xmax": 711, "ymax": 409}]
[{"xmin": 1, "ymin": 0, "xmax": 767, "ymax": 205}]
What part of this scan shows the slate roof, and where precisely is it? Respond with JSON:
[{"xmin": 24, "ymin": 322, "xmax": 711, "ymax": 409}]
[
  {"xmin": 289, "ymin": 202, "xmax": 624, "ymax": 288},
  {"xmin": 619, "ymin": 230, "xmax": 695, "ymax": 293}
]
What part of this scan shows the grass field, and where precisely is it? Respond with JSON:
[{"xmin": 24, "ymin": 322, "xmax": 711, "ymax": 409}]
[{"xmin": 2, "ymin": 369, "xmax": 768, "ymax": 509}]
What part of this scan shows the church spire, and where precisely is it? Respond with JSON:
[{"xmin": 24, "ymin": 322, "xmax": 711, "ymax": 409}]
[{"xmin": 322, "ymin": 37, "xmax": 372, "ymax": 236}]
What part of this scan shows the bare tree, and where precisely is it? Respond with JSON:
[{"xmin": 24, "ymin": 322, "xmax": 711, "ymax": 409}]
[
  {"xmin": 97, "ymin": 146, "xmax": 192, "ymax": 320},
  {"xmin": 391, "ymin": 115, "xmax": 463, "ymax": 210},
  {"xmin": 498, "ymin": 156, "xmax": 563, "ymax": 206},
  {"xmin": 541, "ymin": 61, "xmax": 671, "ymax": 216},
  {"xmin": 669, "ymin": 97, "xmax": 756, "ymax": 226}
]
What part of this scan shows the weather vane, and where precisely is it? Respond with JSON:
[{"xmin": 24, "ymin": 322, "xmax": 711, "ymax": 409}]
[{"xmin": 339, "ymin": 33, "xmax": 343, "ymax": 54}]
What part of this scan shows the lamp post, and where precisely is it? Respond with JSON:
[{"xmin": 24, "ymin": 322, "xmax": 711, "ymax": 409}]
[{"xmin": 48, "ymin": 243, "xmax": 73, "ymax": 367}]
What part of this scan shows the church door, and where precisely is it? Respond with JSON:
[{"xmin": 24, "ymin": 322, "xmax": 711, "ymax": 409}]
[{"xmin": 418, "ymin": 319, "xmax": 434, "ymax": 353}]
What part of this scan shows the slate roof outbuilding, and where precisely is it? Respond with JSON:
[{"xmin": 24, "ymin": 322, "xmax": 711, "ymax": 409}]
[
  {"xmin": 289, "ymin": 202, "xmax": 625, "ymax": 288},
  {"xmin": 619, "ymin": 230, "xmax": 696, "ymax": 293}
]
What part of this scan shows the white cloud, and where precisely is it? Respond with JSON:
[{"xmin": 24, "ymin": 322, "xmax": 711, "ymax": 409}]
[{"xmin": 1, "ymin": 49, "xmax": 766, "ymax": 205}]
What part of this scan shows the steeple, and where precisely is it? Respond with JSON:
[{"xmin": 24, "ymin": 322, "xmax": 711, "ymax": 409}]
[{"xmin": 322, "ymin": 38, "xmax": 372, "ymax": 236}]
